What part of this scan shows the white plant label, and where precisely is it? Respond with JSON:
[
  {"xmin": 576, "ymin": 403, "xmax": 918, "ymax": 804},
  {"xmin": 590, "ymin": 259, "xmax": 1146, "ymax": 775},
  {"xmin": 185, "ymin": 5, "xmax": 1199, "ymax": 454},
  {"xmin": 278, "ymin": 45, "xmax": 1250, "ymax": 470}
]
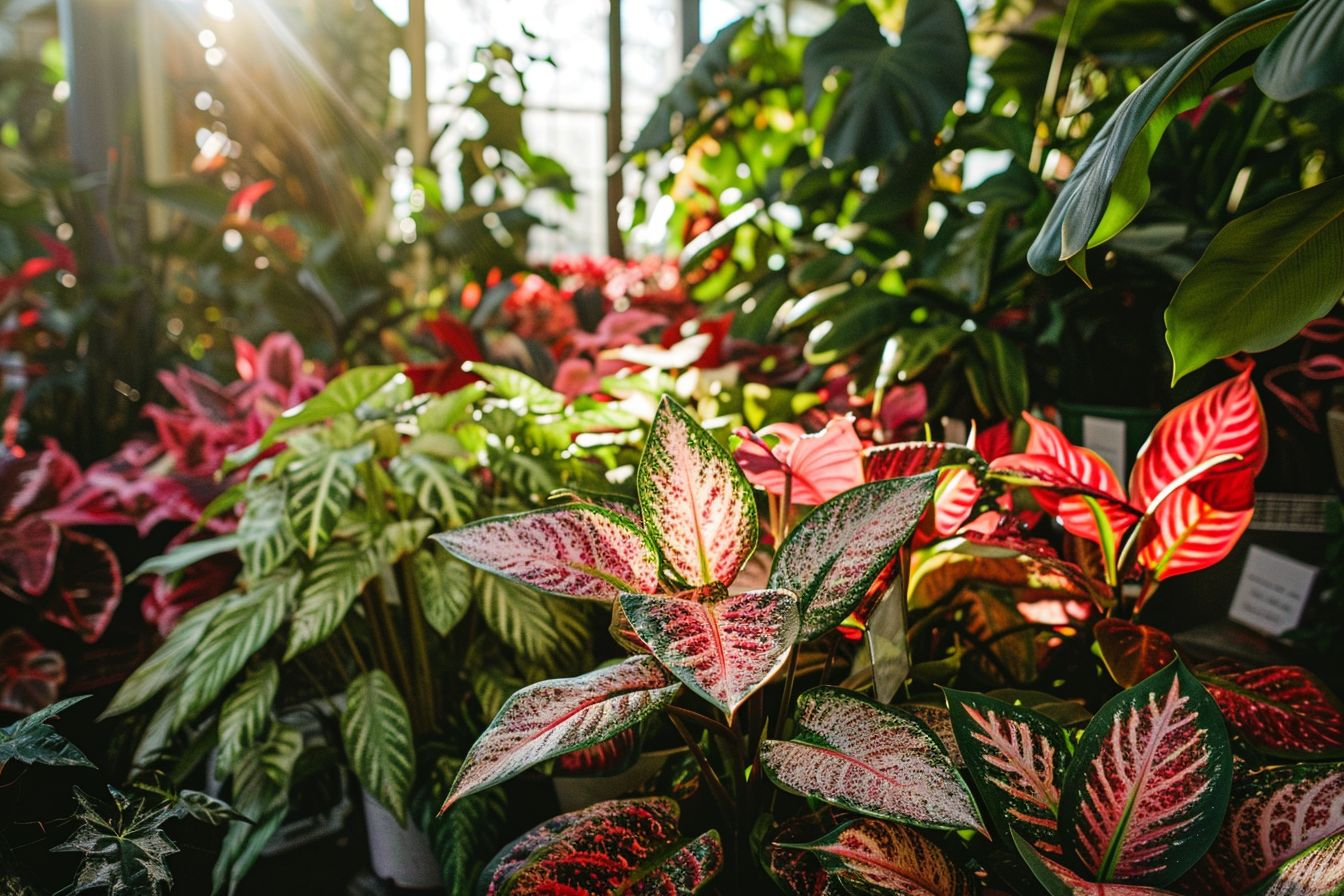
[
  {"xmin": 1228, "ymin": 545, "xmax": 1319, "ymax": 637},
  {"xmin": 1082, "ymin": 415, "xmax": 1128, "ymax": 484}
]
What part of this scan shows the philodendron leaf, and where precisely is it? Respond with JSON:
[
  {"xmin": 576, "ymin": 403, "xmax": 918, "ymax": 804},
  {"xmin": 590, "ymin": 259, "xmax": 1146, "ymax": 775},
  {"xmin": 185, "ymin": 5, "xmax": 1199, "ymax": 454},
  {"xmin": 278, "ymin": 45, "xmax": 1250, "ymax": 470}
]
[
  {"xmin": 479, "ymin": 797, "xmax": 722, "ymax": 895},
  {"xmin": 784, "ymin": 817, "xmax": 976, "ymax": 896},
  {"xmin": 342, "ymin": 670, "xmax": 415, "ymax": 825},
  {"xmin": 619, "ymin": 586, "xmax": 799, "ymax": 719},
  {"xmin": 945, "ymin": 688, "xmax": 1069, "ymax": 856},
  {"xmin": 0, "ymin": 695, "xmax": 93, "ymax": 769},
  {"xmin": 432, "ymin": 505, "xmax": 661, "ymax": 601},
  {"xmin": 1058, "ymin": 661, "xmax": 1233, "ymax": 886},
  {"xmin": 1027, "ymin": 0, "xmax": 1299, "ymax": 275},
  {"xmin": 770, "ymin": 474, "xmax": 936, "ymax": 640},
  {"xmin": 287, "ymin": 443, "xmax": 374, "ymax": 558},
  {"xmin": 1183, "ymin": 762, "xmax": 1344, "ymax": 895},
  {"xmin": 215, "ymin": 661, "xmax": 278, "ymax": 779},
  {"xmin": 1013, "ymin": 831, "xmax": 1179, "ymax": 896},
  {"xmin": 441, "ymin": 656, "xmax": 680, "ymax": 811},
  {"xmin": 1165, "ymin": 176, "xmax": 1344, "ymax": 382},
  {"xmin": 638, "ymin": 396, "xmax": 757, "ymax": 588},
  {"xmin": 1255, "ymin": 0, "xmax": 1344, "ymax": 101},
  {"xmin": 760, "ymin": 687, "xmax": 986, "ymax": 834},
  {"xmin": 286, "ymin": 540, "xmax": 383, "ymax": 660},
  {"xmin": 1194, "ymin": 660, "xmax": 1344, "ymax": 759}
]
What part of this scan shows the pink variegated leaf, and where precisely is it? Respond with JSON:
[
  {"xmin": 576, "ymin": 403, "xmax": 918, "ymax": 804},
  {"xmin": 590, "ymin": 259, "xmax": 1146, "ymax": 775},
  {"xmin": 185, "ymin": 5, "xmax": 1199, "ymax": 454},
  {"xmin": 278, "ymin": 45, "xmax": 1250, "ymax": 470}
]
[
  {"xmin": 1059, "ymin": 661, "xmax": 1233, "ymax": 886},
  {"xmin": 1136, "ymin": 483, "xmax": 1254, "ymax": 583},
  {"xmin": 0, "ymin": 627, "xmax": 65, "ymax": 714},
  {"xmin": 1129, "ymin": 368, "xmax": 1267, "ymax": 512},
  {"xmin": 1182, "ymin": 762, "xmax": 1344, "ymax": 895},
  {"xmin": 1194, "ymin": 661, "xmax": 1344, "ymax": 759},
  {"xmin": 1252, "ymin": 831, "xmax": 1344, "ymax": 896},
  {"xmin": 902, "ymin": 704, "xmax": 964, "ymax": 767},
  {"xmin": 760, "ymin": 687, "xmax": 986, "ymax": 834},
  {"xmin": 783, "ymin": 818, "xmax": 976, "ymax": 896},
  {"xmin": 480, "ymin": 797, "xmax": 722, "ymax": 896},
  {"xmin": 441, "ymin": 656, "xmax": 680, "ymax": 811},
  {"xmin": 431, "ymin": 505, "xmax": 660, "ymax": 601},
  {"xmin": 638, "ymin": 396, "xmax": 757, "ymax": 586},
  {"xmin": 770, "ymin": 474, "xmax": 936, "ymax": 640},
  {"xmin": 1014, "ymin": 831, "xmax": 1180, "ymax": 896},
  {"xmin": 945, "ymin": 688, "xmax": 1069, "ymax": 856},
  {"xmin": 619, "ymin": 586, "xmax": 798, "ymax": 719}
]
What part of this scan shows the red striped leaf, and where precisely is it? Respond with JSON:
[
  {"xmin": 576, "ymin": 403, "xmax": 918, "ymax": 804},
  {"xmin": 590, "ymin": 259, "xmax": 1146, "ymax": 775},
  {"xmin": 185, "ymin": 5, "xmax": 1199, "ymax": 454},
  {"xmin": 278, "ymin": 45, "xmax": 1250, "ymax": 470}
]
[
  {"xmin": 1021, "ymin": 413, "xmax": 1139, "ymax": 545},
  {"xmin": 989, "ymin": 452, "xmax": 1141, "ymax": 545},
  {"xmin": 639, "ymin": 396, "xmax": 757, "ymax": 587},
  {"xmin": 1252, "ymin": 831, "xmax": 1344, "ymax": 896},
  {"xmin": 480, "ymin": 797, "xmax": 722, "ymax": 896},
  {"xmin": 783, "ymin": 818, "xmax": 976, "ymax": 896},
  {"xmin": 760, "ymin": 687, "xmax": 986, "ymax": 834},
  {"xmin": 1135, "ymin": 484, "xmax": 1254, "ymax": 582},
  {"xmin": 862, "ymin": 442, "xmax": 983, "ymax": 481},
  {"xmin": 619, "ymin": 586, "xmax": 799, "ymax": 719},
  {"xmin": 440, "ymin": 656, "xmax": 680, "ymax": 811},
  {"xmin": 1129, "ymin": 368, "xmax": 1267, "ymax": 512},
  {"xmin": 1059, "ymin": 661, "xmax": 1233, "ymax": 886},
  {"xmin": 431, "ymin": 505, "xmax": 661, "ymax": 601},
  {"xmin": 1014, "ymin": 831, "xmax": 1181, "ymax": 896},
  {"xmin": 1195, "ymin": 661, "xmax": 1344, "ymax": 759},
  {"xmin": 735, "ymin": 417, "xmax": 866, "ymax": 506},
  {"xmin": 1094, "ymin": 620, "xmax": 1177, "ymax": 688},
  {"xmin": 1183, "ymin": 762, "xmax": 1344, "ymax": 895},
  {"xmin": 770, "ymin": 474, "xmax": 936, "ymax": 640},
  {"xmin": 946, "ymin": 688, "xmax": 1069, "ymax": 856}
]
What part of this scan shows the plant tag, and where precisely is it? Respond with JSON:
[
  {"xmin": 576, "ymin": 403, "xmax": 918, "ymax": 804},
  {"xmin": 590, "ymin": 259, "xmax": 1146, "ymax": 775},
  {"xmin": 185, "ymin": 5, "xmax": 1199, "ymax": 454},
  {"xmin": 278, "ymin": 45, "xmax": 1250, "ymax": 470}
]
[
  {"xmin": 1081, "ymin": 415, "xmax": 1127, "ymax": 483},
  {"xmin": 1227, "ymin": 545, "xmax": 1319, "ymax": 636}
]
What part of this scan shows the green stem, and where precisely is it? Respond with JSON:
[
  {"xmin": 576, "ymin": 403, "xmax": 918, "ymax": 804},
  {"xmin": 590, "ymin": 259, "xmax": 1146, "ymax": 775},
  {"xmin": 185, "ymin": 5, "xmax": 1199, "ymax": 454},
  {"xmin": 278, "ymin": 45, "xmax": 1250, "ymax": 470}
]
[
  {"xmin": 1029, "ymin": 0, "xmax": 1082, "ymax": 174},
  {"xmin": 339, "ymin": 625, "xmax": 369, "ymax": 676},
  {"xmin": 770, "ymin": 644, "xmax": 800, "ymax": 742},
  {"xmin": 667, "ymin": 712, "xmax": 736, "ymax": 829}
]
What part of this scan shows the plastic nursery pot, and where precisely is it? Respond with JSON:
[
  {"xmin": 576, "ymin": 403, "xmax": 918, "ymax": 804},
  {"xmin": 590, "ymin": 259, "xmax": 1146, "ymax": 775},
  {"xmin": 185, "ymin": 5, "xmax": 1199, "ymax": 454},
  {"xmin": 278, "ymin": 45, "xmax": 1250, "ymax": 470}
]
[{"xmin": 361, "ymin": 789, "xmax": 441, "ymax": 890}]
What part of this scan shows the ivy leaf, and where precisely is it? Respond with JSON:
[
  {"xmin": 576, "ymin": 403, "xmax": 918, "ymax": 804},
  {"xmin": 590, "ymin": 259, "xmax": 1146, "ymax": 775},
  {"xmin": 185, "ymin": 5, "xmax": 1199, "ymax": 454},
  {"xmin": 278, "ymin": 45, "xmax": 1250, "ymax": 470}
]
[
  {"xmin": 0, "ymin": 695, "xmax": 93, "ymax": 769},
  {"xmin": 52, "ymin": 787, "xmax": 178, "ymax": 896},
  {"xmin": 770, "ymin": 474, "xmax": 935, "ymax": 641},
  {"xmin": 342, "ymin": 670, "xmax": 415, "ymax": 825},
  {"xmin": 287, "ymin": 443, "xmax": 374, "ymax": 558},
  {"xmin": 638, "ymin": 396, "xmax": 757, "ymax": 588},
  {"xmin": 215, "ymin": 661, "xmax": 278, "ymax": 779}
]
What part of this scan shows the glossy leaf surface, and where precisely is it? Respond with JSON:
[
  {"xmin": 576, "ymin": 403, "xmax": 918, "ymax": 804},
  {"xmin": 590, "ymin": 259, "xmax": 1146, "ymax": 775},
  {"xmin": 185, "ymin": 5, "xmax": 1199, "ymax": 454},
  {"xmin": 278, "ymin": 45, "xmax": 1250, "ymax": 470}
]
[
  {"xmin": 1094, "ymin": 619, "xmax": 1177, "ymax": 689},
  {"xmin": 638, "ymin": 396, "xmax": 757, "ymax": 586},
  {"xmin": 432, "ymin": 505, "xmax": 661, "ymax": 601},
  {"xmin": 1255, "ymin": 0, "xmax": 1344, "ymax": 100},
  {"xmin": 620, "ymin": 586, "xmax": 798, "ymax": 718},
  {"xmin": 1059, "ymin": 662, "xmax": 1232, "ymax": 886},
  {"xmin": 760, "ymin": 687, "xmax": 985, "ymax": 833},
  {"xmin": 1014, "ymin": 831, "xmax": 1180, "ymax": 896},
  {"xmin": 771, "ymin": 474, "xmax": 935, "ymax": 640},
  {"xmin": 788, "ymin": 817, "xmax": 975, "ymax": 896},
  {"xmin": 1253, "ymin": 831, "xmax": 1344, "ymax": 896},
  {"xmin": 1196, "ymin": 661, "xmax": 1344, "ymax": 759},
  {"xmin": 441, "ymin": 656, "xmax": 679, "ymax": 810}
]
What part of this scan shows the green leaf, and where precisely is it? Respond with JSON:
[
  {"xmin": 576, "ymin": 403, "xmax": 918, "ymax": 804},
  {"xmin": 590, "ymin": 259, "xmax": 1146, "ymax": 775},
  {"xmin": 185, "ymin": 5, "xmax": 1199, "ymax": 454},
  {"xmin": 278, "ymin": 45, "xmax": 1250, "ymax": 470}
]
[
  {"xmin": 414, "ymin": 754, "xmax": 509, "ymax": 895},
  {"xmin": 0, "ymin": 695, "xmax": 93, "ymax": 769},
  {"xmin": 287, "ymin": 443, "xmax": 374, "ymax": 557},
  {"xmin": 970, "ymin": 329, "xmax": 1029, "ymax": 418},
  {"xmin": 376, "ymin": 518, "xmax": 434, "ymax": 561},
  {"xmin": 1166, "ymin": 176, "xmax": 1344, "ymax": 382},
  {"xmin": 342, "ymin": 670, "xmax": 415, "ymax": 825},
  {"xmin": 256, "ymin": 365, "xmax": 405, "ymax": 450},
  {"xmin": 802, "ymin": 0, "xmax": 969, "ymax": 166},
  {"xmin": 1255, "ymin": 0, "xmax": 1344, "ymax": 101},
  {"xmin": 129, "ymin": 534, "xmax": 239, "ymax": 580},
  {"xmin": 477, "ymin": 575, "xmax": 588, "ymax": 668},
  {"xmin": 390, "ymin": 453, "xmax": 470, "ymax": 525},
  {"xmin": 214, "ymin": 722, "xmax": 303, "ymax": 895},
  {"xmin": 236, "ymin": 480, "xmax": 298, "ymax": 581},
  {"xmin": 467, "ymin": 361, "xmax": 565, "ymax": 414},
  {"xmin": 629, "ymin": 17, "xmax": 749, "ymax": 154},
  {"xmin": 215, "ymin": 661, "xmax": 278, "ymax": 779},
  {"xmin": 103, "ymin": 598, "xmax": 227, "ymax": 718},
  {"xmin": 176, "ymin": 572, "xmax": 300, "ymax": 727},
  {"xmin": 1028, "ymin": 0, "xmax": 1299, "ymax": 274},
  {"xmin": 286, "ymin": 540, "xmax": 382, "ymax": 660},
  {"xmin": 412, "ymin": 549, "xmax": 474, "ymax": 636},
  {"xmin": 417, "ymin": 382, "xmax": 488, "ymax": 432},
  {"xmin": 53, "ymin": 787, "xmax": 177, "ymax": 896},
  {"xmin": 131, "ymin": 785, "xmax": 250, "ymax": 825}
]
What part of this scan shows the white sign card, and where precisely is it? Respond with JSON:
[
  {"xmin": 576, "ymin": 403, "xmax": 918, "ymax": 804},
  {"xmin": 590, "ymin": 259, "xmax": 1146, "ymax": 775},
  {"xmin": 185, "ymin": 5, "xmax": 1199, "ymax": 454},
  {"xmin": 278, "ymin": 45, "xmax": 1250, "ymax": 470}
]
[
  {"xmin": 1081, "ymin": 415, "xmax": 1128, "ymax": 483},
  {"xmin": 1228, "ymin": 545, "xmax": 1320, "ymax": 637}
]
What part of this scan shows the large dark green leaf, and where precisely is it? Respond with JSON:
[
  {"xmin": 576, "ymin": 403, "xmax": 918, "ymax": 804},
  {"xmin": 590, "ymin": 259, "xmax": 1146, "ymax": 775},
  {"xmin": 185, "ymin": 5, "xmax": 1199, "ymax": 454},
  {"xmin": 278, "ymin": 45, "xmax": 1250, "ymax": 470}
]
[
  {"xmin": 1255, "ymin": 0, "xmax": 1344, "ymax": 100},
  {"xmin": 1166, "ymin": 175, "xmax": 1344, "ymax": 381},
  {"xmin": 629, "ymin": 17, "xmax": 750, "ymax": 154},
  {"xmin": 802, "ymin": 0, "xmax": 969, "ymax": 166},
  {"xmin": 53, "ymin": 788, "xmax": 177, "ymax": 896},
  {"xmin": 1028, "ymin": 0, "xmax": 1300, "ymax": 275}
]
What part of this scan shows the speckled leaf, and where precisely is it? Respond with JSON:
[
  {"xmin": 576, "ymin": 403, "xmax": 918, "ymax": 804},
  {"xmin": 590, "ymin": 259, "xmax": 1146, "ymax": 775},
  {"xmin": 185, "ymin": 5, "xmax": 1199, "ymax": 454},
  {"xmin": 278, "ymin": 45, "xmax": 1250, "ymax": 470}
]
[
  {"xmin": 1252, "ymin": 831, "xmax": 1344, "ymax": 896},
  {"xmin": 945, "ymin": 688, "xmax": 1069, "ymax": 855},
  {"xmin": 215, "ymin": 661, "xmax": 277, "ymax": 779},
  {"xmin": 0, "ymin": 695, "xmax": 93, "ymax": 769},
  {"xmin": 441, "ymin": 656, "xmax": 679, "ymax": 811},
  {"xmin": 1184, "ymin": 762, "xmax": 1344, "ymax": 895},
  {"xmin": 480, "ymin": 797, "xmax": 721, "ymax": 896},
  {"xmin": 902, "ymin": 704, "xmax": 963, "ymax": 766},
  {"xmin": 342, "ymin": 669, "xmax": 414, "ymax": 824},
  {"xmin": 1059, "ymin": 661, "xmax": 1233, "ymax": 886},
  {"xmin": 765, "ymin": 810, "xmax": 849, "ymax": 896},
  {"xmin": 786, "ymin": 817, "xmax": 976, "ymax": 896},
  {"xmin": 620, "ymin": 586, "xmax": 798, "ymax": 719},
  {"xmin": 638, "ymin": 396, "xmax": 757, "ymax": 587},
  {"xmin": 771, "ymin": 474, "xmax": 936, "ymax": 640},
  {"xmin": 1014, "ymin": 831, "xmax": 1180, "ymax": 896},
  {"xmin": 287, "ymin": 443, "xmax": 373, "ymax": 557},
  {"xmin": 432, "ymin": 505, "xmax": 660, "ymax": 601},
  {"xmin": 760, "ymin": 687, "xmax": 986, "ymax": 833},
  {"xmin": 1195, "ymin": 661, "xmax": 1344, "ymax": 759}
]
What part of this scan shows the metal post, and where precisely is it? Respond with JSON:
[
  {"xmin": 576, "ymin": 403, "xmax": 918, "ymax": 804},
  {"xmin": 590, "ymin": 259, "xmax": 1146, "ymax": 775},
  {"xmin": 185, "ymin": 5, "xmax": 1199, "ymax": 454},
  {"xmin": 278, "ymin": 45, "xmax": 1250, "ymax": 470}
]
[{"xmin": 605, "ymin": 0, "xmax": 624, "ymax": 259}]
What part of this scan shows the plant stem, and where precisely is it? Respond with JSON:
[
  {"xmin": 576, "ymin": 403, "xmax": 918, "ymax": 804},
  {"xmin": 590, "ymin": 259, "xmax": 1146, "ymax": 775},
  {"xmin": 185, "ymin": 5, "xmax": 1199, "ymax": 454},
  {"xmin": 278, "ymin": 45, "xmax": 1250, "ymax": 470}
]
[
  {"xmin": 374, "ymin": 567, "xmax": 419, "ymax": 729},
  {"xmin": 340, "ymin": 625, "xmax": 369, "ymax": 676},
  {"xmin": 771, "ymin": 644, "xmax": 800, "ymax": 742},
  {"xmin": 667, "ymin": 712, "xmax": 736, "ymax": 828},
  {"xmin": 1029, "ymin": 0, "xmax": 1082, "ymax": 174},
  {"xmin": 398, "ymin": 557, "xmax": 436, "ymax": 735}
]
